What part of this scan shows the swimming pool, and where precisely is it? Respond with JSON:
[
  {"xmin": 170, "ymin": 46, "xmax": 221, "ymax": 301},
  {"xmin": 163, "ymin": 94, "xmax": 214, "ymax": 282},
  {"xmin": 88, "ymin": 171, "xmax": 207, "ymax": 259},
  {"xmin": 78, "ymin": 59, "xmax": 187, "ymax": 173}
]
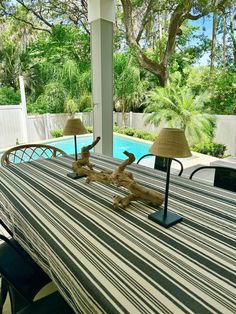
[
  {"xmin": 50, "ymin": 134, "xmax": 151, "ymax": 161},
  {"xmin": 0, "ymin": 134, "xmax": 152, "ymax": 164}
]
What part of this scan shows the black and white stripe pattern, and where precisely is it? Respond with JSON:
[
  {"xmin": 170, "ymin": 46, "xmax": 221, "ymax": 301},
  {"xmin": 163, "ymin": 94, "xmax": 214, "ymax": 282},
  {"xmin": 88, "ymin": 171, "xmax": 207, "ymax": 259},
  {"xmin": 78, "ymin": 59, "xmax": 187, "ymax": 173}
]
[{"xmin": 0, "ymin": 154, "xmax": 236, "ymax": 314}]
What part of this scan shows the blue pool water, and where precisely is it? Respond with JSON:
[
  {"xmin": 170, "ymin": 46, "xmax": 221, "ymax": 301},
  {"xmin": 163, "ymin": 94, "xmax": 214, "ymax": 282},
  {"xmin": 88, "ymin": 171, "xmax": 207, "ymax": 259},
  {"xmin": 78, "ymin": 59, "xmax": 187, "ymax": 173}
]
[
  {"xmin": 0, "ymin": 135, "xmax": 152, "ymax": 164},
  {"xmin": 51, "ymin": 134, "xmax": 151, "ymax": 161}
]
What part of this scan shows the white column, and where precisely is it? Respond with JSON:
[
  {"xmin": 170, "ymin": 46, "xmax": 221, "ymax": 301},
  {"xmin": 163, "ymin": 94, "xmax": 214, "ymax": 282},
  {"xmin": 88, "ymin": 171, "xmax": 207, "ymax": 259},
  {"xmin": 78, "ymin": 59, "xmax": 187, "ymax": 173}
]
[
  {"xmin": 88, "ymin": 0, "xmax": 115, "ymax": 156},
  {"xmin": 19, "ymin": 76, "xmax": 28, "ymax": 143}
]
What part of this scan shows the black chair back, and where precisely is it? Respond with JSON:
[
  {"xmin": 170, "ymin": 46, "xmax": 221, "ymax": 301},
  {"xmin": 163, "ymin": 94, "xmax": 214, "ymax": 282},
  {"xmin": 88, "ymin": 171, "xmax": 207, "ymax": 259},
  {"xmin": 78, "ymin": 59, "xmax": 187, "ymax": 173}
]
[
  {"xmin": 137, "ymin": 154, "xmax": 183, "ymax": 176},
  {"xmin": 154, "ymin": 156, "xmax": 171, "ymax": 172},
  {"xmin": 214, "ymin": 167, "xmax": 236, "ymax": 192},
  {"xmin": 189, "ymin": 166, "xmax": 236, "ymax": 193}
]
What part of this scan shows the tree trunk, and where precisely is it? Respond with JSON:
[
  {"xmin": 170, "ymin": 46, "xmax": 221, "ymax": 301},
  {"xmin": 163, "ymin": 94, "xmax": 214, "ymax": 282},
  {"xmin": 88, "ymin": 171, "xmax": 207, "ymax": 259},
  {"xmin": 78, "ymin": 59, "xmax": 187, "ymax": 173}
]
[
  {"xmin": 222, "ymin": 13, "xmax": 227, "ymax": 67},
  {"xmin": 229, "ymin": 11, "xmax": 236, "ymax": 68},
  {"xmin": 121, "ymin": 0, "xmax": 228, "ymax": 86},
  {"xmin": 158, "ymin": 13, "xmax": 164, "ymax": 60},
  {"xmin": 120, "ymin": 0, "xmax": 191, "ymax": 87},
  {"xmin": 210, "ymin": 10, "xmax": 217, "ymax": 75}
]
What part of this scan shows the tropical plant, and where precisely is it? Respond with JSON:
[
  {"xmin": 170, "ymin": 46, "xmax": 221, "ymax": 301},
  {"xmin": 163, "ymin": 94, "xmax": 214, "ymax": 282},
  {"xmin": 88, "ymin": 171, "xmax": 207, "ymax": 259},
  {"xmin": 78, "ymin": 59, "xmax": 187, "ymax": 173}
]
[
  {"xmin": 78, "ymin": 93, "xmax": 92, "ymax": 112},
  {"xmin": 144, "ymin": 84, "xmax": 215, "ymax": 146},
  {"xmin": 28, "ymin": 81, "xmax": 66, "ymax": 113},
  {"xmin": 25, "ymin": 25, "xmax": 91, "ymax": 113},
  {"xmin": 114, "ymin": 53, "xmax": 148, "ymax": 126},
  {"xmin": 0, "ymin": 86, "xmax": 20, "ymax": 104},
  {"xmin": 64, "ymin": 97, "xmax": 78, "ymax": 116},
  {"xmin": 204, "ymin": 69, "xmax": 236, "ymax": 114},
  {"xmin": 0, "ymin": 41, "xmax": 22, "ymax": 89}
]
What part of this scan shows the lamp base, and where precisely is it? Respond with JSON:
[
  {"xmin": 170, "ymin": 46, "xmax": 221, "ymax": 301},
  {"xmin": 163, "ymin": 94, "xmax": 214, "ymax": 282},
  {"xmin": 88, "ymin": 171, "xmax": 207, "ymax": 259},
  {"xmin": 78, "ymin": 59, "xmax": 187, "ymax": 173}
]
[
  {"xmin": 67, "ymin": 172, "xmax": 86, "ymax": 180},
  {"xmin": 148, "ymin": 209, "xmax": 183, "ymax": 228}
]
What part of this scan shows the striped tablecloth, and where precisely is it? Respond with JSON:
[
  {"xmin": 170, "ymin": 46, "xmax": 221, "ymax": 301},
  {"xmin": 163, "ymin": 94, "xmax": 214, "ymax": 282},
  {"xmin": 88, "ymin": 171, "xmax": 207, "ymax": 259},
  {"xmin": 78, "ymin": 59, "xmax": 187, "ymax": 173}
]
[{"xmin": 0, "ymin": 154, "xmax": 236, "ymax": 314}]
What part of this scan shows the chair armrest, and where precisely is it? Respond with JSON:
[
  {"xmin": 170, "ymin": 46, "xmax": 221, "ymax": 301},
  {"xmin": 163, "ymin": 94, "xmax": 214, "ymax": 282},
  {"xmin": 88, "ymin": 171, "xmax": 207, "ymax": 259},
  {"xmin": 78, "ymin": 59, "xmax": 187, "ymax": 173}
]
[
  {"xmin": 173, "ymin": 159, "xmax": 184, "ymax": 176},
  {"xmin": 189, "ymin": 166, "xmax": 213, "ymax": 180},
  {"xmin": 137, "ymin": 154, "xmax": 154, "ymax": 164}
]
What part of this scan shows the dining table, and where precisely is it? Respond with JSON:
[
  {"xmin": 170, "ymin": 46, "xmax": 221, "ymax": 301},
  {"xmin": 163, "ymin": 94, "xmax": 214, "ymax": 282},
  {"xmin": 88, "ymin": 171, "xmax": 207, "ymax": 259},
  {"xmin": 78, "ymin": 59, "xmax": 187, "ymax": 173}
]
[{"xmin": 0, "ymin": 153, "xmax": 236, "ymax": 314}]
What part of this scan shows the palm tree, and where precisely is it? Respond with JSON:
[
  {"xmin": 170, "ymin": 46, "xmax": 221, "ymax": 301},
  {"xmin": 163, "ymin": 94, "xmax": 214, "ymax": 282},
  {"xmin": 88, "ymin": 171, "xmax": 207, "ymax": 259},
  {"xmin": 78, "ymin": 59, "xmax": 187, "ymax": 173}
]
[
  {"xmin": 114, "ymin": 53, "xmax": 147, "ymax": 127},
  {"xmin": 144, "ymin": 84, "xmax": 214, "ymax": 146}
]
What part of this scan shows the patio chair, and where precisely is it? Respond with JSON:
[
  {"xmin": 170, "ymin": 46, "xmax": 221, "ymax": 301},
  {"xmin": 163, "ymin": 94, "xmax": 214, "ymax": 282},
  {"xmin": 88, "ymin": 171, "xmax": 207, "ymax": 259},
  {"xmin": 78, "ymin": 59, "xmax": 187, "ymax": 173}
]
[
  {"xmin": 137, "ymin": 154, "xmax": 184, "ymax": 176},
  {"xmin": 17, "ymin": 291, "xmax": 74, "ymax": 313},
  {"xmin": 1, "ymin": 144, "xmax": 66, "ymax": 166},
  {"xmin": 0, "ymin": 235, "xmax": 51, "ymax": 313},
  {"xmin": 189, "ymin": 166, "xmax": 236, "ymax": 192}
]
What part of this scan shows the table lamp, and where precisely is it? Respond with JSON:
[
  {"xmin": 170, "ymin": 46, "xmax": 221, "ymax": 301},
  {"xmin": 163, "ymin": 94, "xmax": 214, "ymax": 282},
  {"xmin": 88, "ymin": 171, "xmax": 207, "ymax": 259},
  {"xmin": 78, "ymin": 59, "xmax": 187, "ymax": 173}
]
[
  {"xmin": 148, "ymin": 128, "xmax": 191, "ymax": 228},
  {"xmin": 63, "ymin": 118, "xmax": 87, "ymax": 179}
]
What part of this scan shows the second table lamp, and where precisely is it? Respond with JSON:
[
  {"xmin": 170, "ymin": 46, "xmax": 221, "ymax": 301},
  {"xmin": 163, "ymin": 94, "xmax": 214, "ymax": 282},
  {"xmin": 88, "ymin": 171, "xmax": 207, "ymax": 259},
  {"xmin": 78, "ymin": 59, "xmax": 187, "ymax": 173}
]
[
  {"xmin": 63, "ymin": 118, "xmax": 87, "ymax": 179},
  {"xmin": 148, "ymin": 128, "xmax": 191, "ymax": 228}
]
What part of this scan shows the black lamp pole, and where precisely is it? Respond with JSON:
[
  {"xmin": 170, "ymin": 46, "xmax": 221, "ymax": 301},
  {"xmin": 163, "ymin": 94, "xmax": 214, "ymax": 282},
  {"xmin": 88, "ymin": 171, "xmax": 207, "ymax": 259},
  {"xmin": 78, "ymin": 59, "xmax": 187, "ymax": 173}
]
[
  {"xmin": 163, "ymin": 157, "xmax": 171, "ymax": 218},
  {"xmin": 63, "ymin": 118, "xmax": 87, "ymax": 180},
  {"xmin": 74, "ymin": 135, "xmax": 77, "ymax": 161},
  {"xmin": 67, "ymin": 134, "xmax": 86, "ymax": 179},
  {"xmin": 148, "ymin": 157, "xmax": 183, "ymax": 228}
]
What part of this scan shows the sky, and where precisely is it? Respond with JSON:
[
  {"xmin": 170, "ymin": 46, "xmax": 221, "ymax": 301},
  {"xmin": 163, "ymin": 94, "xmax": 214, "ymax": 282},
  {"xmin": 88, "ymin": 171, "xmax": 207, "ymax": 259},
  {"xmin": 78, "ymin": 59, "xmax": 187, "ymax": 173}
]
[{"xmin": 189, "ymin": 16, "xmax": 212, "ymax": 66}]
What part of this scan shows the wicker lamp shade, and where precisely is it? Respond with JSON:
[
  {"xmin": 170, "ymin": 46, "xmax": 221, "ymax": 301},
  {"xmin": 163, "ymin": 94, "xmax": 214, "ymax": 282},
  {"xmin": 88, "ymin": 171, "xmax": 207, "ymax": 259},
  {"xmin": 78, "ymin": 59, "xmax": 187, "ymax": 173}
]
[
  {"xmin": 148, "ymin": 128, "xmax": 191, "ymax": 228},
  {"xmin": 63, "ymin": 118, "xmax": 87, "ymax": 136},
  {"xmin": 150, "ymin": 128, "xmax": 191, "ymax": 158},
  {"xmin": 63, "ymin": 118, "xmax": 87, "ymax": 179}
]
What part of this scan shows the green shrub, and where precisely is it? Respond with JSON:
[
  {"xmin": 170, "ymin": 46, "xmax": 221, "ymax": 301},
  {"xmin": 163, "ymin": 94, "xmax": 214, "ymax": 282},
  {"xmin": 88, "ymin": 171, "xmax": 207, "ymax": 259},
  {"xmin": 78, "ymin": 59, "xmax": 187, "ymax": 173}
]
[
  {"xmin": 0, "ymin": 87, "xmax": 21, "ymax": 105},
  {"xmin": 50, "ymin": 129, "xmax": 63, "ymax": 138},
  {"xmin": 141, "ymin": 133, "xmax": 156, "ymax": 141},
  {"xmin": 79, "ymin": 94, "xmax": 92, "ymax": 112},
  {"xmin": 134, "ymin": 130, "xmax": 156, "ymax": 141},
  {"xmin": 32, "ymin": 82, "xmax": 66, "ymax": 113},
  {"xmin": 113, "ymin": 126, "xmax": 156, "ymax": 142},
  {"xmin": 134, "ymin": 130, "xmax": 144, "ymax": 139},
  {"xmin": 113, "ymin": 125, "xmax": 122, "ymax": 133},
  {"xmin": 86, "ymin": 126, "xmax": 93, "ymax": 133},
  {"xmin": 51, "ymin": 126, "xmax": 93, "ymax": 137},
  {"xmin": 64, "ymin": 98, "xmax": 78, "ymax": 115},
  {"xmin": 123, "ymin": 128, "xmax": 135, "ymax": 136},
  {"xmin": 192, "ymin": 142, "xmax": 227, "ymax": 158}
]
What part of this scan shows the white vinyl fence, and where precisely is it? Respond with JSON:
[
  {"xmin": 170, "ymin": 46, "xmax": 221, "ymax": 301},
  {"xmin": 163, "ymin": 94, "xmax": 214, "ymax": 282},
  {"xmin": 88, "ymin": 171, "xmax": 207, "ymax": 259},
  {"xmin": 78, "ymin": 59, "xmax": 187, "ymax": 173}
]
[
  {"xmin": 0, "ymin": 105, "xmax": 27, "ymax": 149},
  {"xmin": 0, "ymin": 108, "xmax": 236, "ymax": 156}
]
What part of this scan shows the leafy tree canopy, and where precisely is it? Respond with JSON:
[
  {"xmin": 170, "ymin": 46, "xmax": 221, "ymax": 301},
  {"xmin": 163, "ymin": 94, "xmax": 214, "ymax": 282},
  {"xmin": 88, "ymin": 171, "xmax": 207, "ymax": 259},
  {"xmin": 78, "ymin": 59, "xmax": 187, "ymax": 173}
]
[{"xmin": 0, "ymin": 0, "xmax": 235, "ymax": 120}]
